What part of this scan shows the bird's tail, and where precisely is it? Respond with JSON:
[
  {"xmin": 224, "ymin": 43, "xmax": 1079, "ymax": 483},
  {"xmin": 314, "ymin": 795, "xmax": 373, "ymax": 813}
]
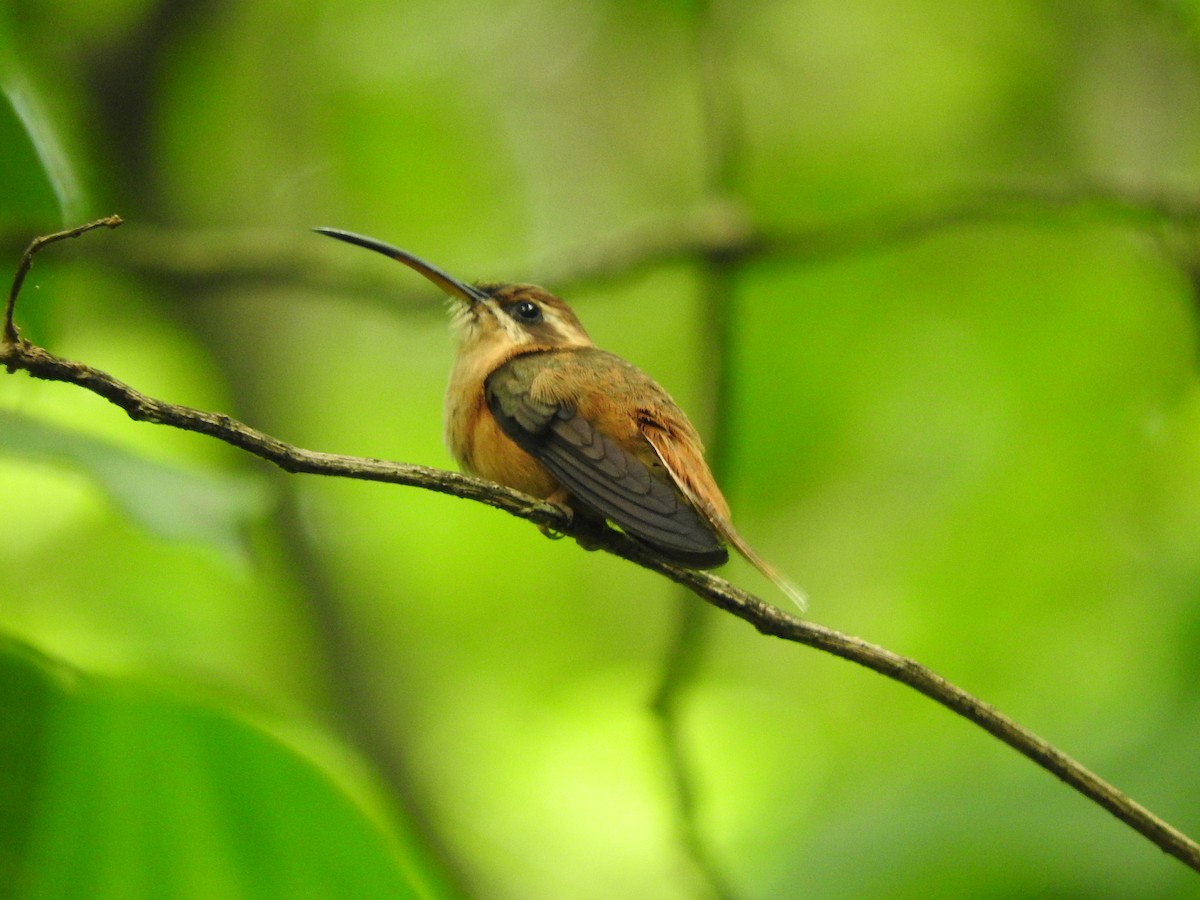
[
  {"xmin": 687, "ymin": 487, "xmax": 807, "ymax": 612},
  {"xmin": 646, "ymin": 434, "xmax": 808, "ymax": 612},
  {"xmin": 721, "ymin": 524, "xmax": 808, "ymax": 613}
]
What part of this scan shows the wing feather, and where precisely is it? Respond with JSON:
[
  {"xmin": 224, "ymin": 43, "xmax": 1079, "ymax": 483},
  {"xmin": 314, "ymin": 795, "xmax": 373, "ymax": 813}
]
[{"xmin": 486, "ymin": 353, "xmax": 728, "ymax": 566}]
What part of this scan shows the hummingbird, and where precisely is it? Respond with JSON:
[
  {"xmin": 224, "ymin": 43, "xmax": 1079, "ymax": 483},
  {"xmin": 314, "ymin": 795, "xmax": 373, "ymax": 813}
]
[{"xmin": 315, "ymin": 228, "xmax": 806, "ymax": 610}]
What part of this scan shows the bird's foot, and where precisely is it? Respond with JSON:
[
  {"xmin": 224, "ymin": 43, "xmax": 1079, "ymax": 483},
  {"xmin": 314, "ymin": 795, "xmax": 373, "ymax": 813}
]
[{"xmin": 538, "ymin": 495, "xmax": 573, "ymax": 541}]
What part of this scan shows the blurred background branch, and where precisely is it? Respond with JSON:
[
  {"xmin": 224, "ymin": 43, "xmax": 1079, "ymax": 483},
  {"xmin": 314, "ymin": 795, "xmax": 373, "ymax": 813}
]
[{"xmin": 8, "ymin": 181, "xmax": 1197, "ymax": 312}]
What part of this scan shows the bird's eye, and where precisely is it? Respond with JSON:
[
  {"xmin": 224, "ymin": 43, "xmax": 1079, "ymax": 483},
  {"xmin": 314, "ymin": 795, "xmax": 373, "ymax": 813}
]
[{"xmin": 511, "ymin": 299, "xmax": 542, "ymax": 323}]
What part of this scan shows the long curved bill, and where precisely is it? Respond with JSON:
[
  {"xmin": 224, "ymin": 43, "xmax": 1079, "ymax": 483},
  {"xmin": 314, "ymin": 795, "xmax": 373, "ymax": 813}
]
[{"xmin": 314, "ymin": 227, "xmax": 488, "ymax": 304}]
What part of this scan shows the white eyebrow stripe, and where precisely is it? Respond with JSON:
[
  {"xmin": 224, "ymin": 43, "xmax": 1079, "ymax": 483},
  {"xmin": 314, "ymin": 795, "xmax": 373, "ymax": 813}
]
[{"xmin": 448, "ymin": 292, "xmax": 590, "ymax": 350}]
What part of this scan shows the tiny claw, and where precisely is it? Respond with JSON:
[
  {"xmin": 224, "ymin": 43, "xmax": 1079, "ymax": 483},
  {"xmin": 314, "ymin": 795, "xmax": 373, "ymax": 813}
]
[
  {"xmin": 536, "ymin": 494, "xmax": 573, "ymax": 540},
  {"xmin": 545, "ymin": 493, "xmax": 574, "ymax": 525},
  {"xmin": 537, "ymin": 496, "xmax": 602, "ymax": 551}
]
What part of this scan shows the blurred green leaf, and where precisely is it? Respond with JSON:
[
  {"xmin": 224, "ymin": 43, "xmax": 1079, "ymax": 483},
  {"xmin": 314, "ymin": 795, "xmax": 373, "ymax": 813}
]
[
  {"xmin": 0, "ymin": 3, "xmax": 86, "ymax": 346},
  {"xmin": 0, "ymin": 411, "xmax": 271, "ymax": 559},
  {"xmin": 0, "ymin": 5, "xmax": 82, "ymax": 227},
  {"xmin": 0, "ymin": 638, "xmax": 69, "ymax": 892},
  {"xmin": 0, "ymin": 634, "xmax": 438, "ymax": 900},
  {"xmin": 0, "ymin": 87, "xmax": 60, "ymax": 227}
]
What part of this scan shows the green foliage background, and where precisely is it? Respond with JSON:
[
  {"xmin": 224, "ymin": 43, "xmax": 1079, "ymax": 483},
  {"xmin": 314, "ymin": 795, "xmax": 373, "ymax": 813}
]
[{"xmin": 2, "ymin": 1, "xmax": 1200, "ymax": 897}]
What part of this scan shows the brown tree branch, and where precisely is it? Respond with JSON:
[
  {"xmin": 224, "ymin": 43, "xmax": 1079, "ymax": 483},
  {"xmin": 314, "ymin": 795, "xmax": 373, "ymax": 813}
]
[{"xmin": 3, "ymin": 219, "xmax": 1199, "ymax": 875}]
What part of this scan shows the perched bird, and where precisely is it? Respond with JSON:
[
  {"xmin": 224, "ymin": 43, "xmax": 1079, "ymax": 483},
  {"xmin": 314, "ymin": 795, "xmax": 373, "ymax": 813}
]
[{"xmin": 316, "ymin": 228, "xmax": 805, "ymax": 610}]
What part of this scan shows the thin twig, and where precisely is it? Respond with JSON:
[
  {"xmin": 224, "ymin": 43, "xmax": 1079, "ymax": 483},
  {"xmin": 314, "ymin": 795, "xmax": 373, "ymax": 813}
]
[
  {"xmin": 3, "ymin": 215, "xmax": 123, "ymax": 345},
  {"xmin": 3, "ymin": 337, "xmax": 557, "ymax": 515},
  {"xmin": 3, "ymin": 223, "xmax": 1199, "ymax": 875}
]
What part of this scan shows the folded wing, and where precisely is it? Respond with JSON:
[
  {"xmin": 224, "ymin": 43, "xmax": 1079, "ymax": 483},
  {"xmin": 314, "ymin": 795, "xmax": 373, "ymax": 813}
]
[{"xmin": 486, "ymin": 352, "xmax": 728, "ymax": 567}]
